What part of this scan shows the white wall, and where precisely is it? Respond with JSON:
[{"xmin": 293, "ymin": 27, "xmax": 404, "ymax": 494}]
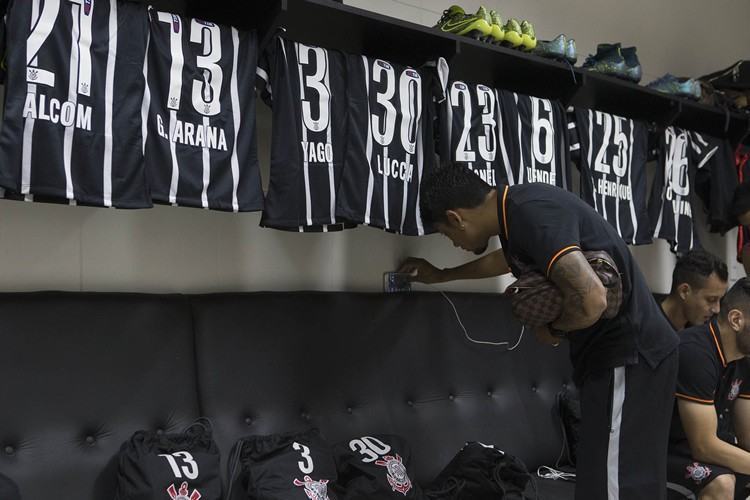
[{"xmin": 1, "ymin": 0, "xmax": 748, "ymax": 293}]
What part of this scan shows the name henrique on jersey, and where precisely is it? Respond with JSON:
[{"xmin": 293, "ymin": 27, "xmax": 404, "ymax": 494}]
[
  {"xmin": 144, "ymin": 9, "xmax": 263, "ymax": 212},
  {"xmin": 0, "ymin": 0, "xmax": 151, "ymax": 208},
  {"xmin": 441, "ymin": 81, "xmax": 503, "ymax": 187},
  {"xmin": 569, "ymin": 108, "xmax": 651, "ymax": 244},
  {"xmin": 649, "ymin": 127, "xmax": 718, "ymax": 254},
  {"xmin": 336, "ymin": 57, "xmax": 446, "ymax": 235},
  {"xmin": 257, "ymin": 36, "xmax": 350, "ymax": 231},
  {"xmin": 496, "ymin": 90, "xmax": 570, "ymax": 189}
]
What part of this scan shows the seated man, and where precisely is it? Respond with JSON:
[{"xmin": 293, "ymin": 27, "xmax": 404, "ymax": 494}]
[
  {"xmin": 667, "ymin": 278, "xmax": 750, "ymax": 500},
  {"xmin": 661, "ymin": 250, "xmax": 728, "ymax": 331}
]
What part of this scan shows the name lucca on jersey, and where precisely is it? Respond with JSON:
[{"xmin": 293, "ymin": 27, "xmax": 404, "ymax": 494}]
[{"xmin": 155, "ymin": 114, "xmax": 228, "ymax": 152}]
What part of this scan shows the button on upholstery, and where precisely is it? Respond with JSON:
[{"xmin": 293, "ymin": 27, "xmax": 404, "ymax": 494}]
[
  {"xmin": 244, "ymin": 417, "xmax": 253, "ymax": 426},
  {"xmin": 85, "ymin": 436, "xmax": 96, "ymax": 445},
  {"xmin": 346, "ymin": 407, "xmax": 353, "ymax": 414},
  {"xmin": 448, "ymin": 394, "xmax": 455, "ymax": 401},
  {"xmin": 4, "ymin": 446, "xmax": 14, "ymax": 455}
]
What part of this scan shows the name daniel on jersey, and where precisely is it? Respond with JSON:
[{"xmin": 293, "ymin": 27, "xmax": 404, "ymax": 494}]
[
  {"xmin": 155, "ymin": 114, "xmax": 228, "ymax": 152},
  {"xmin": 22, "ymin": 93, "xmax": 92, "ymax": 131}
]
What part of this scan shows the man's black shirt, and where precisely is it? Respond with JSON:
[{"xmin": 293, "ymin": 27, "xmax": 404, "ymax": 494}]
[
  {"xmin": 497, "ymin": 182, "xmax": 679, "ymax": 384},
  {"xmin": 670, "ymin": 319, "xmax": 750, "ymax": 448}
]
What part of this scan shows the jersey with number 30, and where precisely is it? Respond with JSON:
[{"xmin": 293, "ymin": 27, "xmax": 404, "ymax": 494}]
[
  {"xmin": 570, "ymin": 108, "xmax": 651, "ymax": 245},
  {"xmin": 0, "ymin": 0, "xmax": 150, "ymax": 207},
  {"xmin": 144, "ymin": 9, "xmax": 263, "ymax": 212},
  {"xmin": 649, "ymin": 127, "xmax": 718, "ymax": 254},
  {"xmin": 336, "ymin": 57, "xmax": 445, "ymax": 235},
  {"xmin": 496, "ymin": 90, "xmax": 570, "ymax": 189}
]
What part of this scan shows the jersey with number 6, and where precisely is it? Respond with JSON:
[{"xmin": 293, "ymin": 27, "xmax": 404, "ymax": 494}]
[
  {"xmin": 496, "ymin": 90, "xmax": 570, "ymax": 189},
  {"xmin": 649, "ymin": 127, "xmax": 718, "ymax": 254},
  {"xmin": 0, "ymin": 0, "xmax": 151, "ymax": 207},
  {"xmin": 336, "ymin": 57, "xmax": 446, "ymax": 235},
  {"xmin": 144, "ymin": 9, "xmax": 263, "ymax": 212},
  {"xmin": 440, "ymin": 81, "xmax": 503, "ymax": 187},
  {"xmin": 570, "ymin": 108, "xmax": 651, "ymax": 245},
  {"xmin": 257, "ymin": 36, "xmax": 351, "ymax": 231}
]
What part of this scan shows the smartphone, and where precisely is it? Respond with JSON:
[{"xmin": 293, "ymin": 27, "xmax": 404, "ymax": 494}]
[{"xmin": 383, "ymin": 272, "xmax": 412, "ymax": 293}]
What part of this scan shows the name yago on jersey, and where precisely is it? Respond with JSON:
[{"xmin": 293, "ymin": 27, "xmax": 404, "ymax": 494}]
[
  {"xmin": 155, "ymin": 114, "xmax": 228, "ymax": 152},
  {"xmin": 22, "ymin": 92, "xmax": 92, "ymax": 131}
]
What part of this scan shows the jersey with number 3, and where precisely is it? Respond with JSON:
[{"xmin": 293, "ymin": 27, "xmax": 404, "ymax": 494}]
[
  {"xmin": 496, "ymin": 90, "xmax": 570, "ymax": 189},
  {"xmin": 441, "ymin": 81, "xmax": 503, "ymax": 187},
  {"xmin": 144, "ymin": 9, "xmax": 263, "ymax": 212},
  {"xmin": 0, "ymin": 0, "xmax": 151, "ymax": 207},
  {"xmin": 571, "ymin": 108, "xmax": 651, "ymax": 245},
  {"xmin": 336, "ymin": 57, "xmax": 445, "ymax": 235},
  {"xmin": 257, "ymin": 36, "xmax": 350, "ymax": 231},
  {"xmin": 649, "ymin": 127, "xmax": 718, "ymax": 253}
]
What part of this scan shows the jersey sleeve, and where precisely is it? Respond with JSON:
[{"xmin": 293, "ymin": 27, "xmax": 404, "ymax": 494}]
[
  {"xmin": 255, "ymin": 36, "xmax": 276, "ymax": 107},
  {"xmin": 675, "ymin": 342, "xmax": 719, "ymax": 404},
  {"xmin": 694, "ymin": 137, "xmax": 739, "ymax": 234},
  {"xmin": 690, "ymin": 132, "xmax": 719, "ymax": 170},
  {"xmin": 507, "ymin": 192, "xmax": 582, "ymax": 277}
]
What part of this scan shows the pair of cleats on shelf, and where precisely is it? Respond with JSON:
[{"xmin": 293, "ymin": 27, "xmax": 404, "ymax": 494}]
[
  {"xmin": 646, "ymin": 74, "xmax": 702, "ymax": 100},
  {"xmin": 582, "ymin": 42, "xmax": 642, "ymax": 83},
  {"xmin": 435, "ymin": 5, "xmax": 537, "ymax": 50},
  {"xmin": 534, "ymin": 34, "xmax": 577, "ymax": 64}
]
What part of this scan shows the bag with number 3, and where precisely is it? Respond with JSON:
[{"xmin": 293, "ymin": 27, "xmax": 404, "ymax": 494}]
[
  {"xmin": 114, "ymin": 419, "xmax": 222, "ymax": 500},
  {"xmin": 333, "ymin": 434, "xmax": 426, "ymax": 499},
  {"xmin": 227, "ymin": 428, "xmax": 340, "ymax": 500}
]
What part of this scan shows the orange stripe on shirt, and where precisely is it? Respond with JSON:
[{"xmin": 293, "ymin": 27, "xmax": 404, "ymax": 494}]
[
  {"xmin": 675, "ymin": 393, "xmax": 715, "ymax": 405},
  {"xmin": 546, "ymin": 245, "xmax": 581, "ymax": 277}
]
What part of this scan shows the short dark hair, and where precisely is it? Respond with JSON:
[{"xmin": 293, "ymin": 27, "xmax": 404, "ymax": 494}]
[
  {"xmin": 670, "ymin": 250, "xmax": 728, "ymax": 294},
  {"xmin": 730, "ymin": 181, "xmax": 750, "ymax": 220},
  {"xmin": 420, "ymin": 166, "xmax": 493, "ymax": 227},
  {"xmin": 720, "ymin": 277, "xmax": 750, "ymax": 317}
]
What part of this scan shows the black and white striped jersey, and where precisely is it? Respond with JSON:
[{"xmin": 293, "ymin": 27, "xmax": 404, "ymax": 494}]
[
  {"xmin": 144, "ymin": 9, "xmax": 263, "ymax": 212},
  {"xmin": 0, "ymin": 0, "xmax": 151, "ymax": 208},
  {"xmin": 256, "ymin": 36, "xmax": 352, "ymax": 232},
  {"xmin": 336, "ymin": 57, "xmax": 446, "ymax": 236},
  {"xmin": 495, "ymin": 90, "xmax": 570, "ymax": 189},
  {"xmin": 569, "ymin": 108, "xmax": 651, "ymax": 245},
  {"xmin": 440, "ymin": 80, "xmax": 502, "ymax": 187},
  {"xmin": 649, "ymin": 127, "xmax": 718, "ymax": 254}
]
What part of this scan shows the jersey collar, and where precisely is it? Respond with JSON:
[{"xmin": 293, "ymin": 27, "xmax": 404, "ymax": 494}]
[{"xmin": 708, "ymin": 318, "xmax": 728, "ymax": 368}]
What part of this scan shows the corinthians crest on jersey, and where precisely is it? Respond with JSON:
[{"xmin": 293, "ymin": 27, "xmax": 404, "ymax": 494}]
[
  {"xmin": 375, "ymin": 454, "xmax": 412, "ymax": 495},
  {"xmin": 293, "ymin": 475, "xmax": 330, "ymax": 500},
  {"xmin": 167, "ymin": 482, "xmax": 202, "ymax": 500}
]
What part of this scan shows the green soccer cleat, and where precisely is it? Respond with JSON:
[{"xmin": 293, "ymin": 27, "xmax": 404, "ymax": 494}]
[
  {"xmin": 502, "ymin": 18, "xmax": 523, "ymax": 47},
  {"xmin": 534, "ymin": 34, "xmax": 567, "ymax": 60},
  {"xmin": 520, "ymin": 20, "xmax": 537, "ymax": 50},
  {"xmin": 566, "ymin": 38, "xmax": 578, "ymax": 64},
  {"xmin": 488, "ymin": 9, "xmax": 506, "ymax": 43},
  {"xmin": 434, "ymin": 5, "xmax": 493, "ymax": 39}
]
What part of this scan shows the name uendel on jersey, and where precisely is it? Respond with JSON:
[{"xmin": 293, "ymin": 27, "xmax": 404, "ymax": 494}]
[
  {"xmin": 525, "ymin": 167, "xmax": 555, "ymax": 185},
  {"xmin": 155, "ymin": 114, "xmax": 228, "ymax": 152},
  {"xmin": 376, "ymin": 151, "xmax": 414, "ymax": 182},
  {"xmin": 597, "ymin": 178, "xmax": 633, "ymax": 201},
  {"xmin": 22, "ymin": 93, "xmax": 93, "ymax": 131}
]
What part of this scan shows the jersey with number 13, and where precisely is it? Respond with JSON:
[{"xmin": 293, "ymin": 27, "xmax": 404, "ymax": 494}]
[
  {"xmin": 144, "ymin": 9, "xmax": 263, "ymax": 212},
  {"xmin": 0, "ymin": 0, "xmax": 150, "ymax": 207}
]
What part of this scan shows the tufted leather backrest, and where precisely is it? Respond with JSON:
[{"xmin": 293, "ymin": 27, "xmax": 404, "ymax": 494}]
[
  {"xmin": 0, "ymin": 293, "xmax": 200, "ymax": 500},
  {"xmin": 191, "ymin": 292, "xmax": 573, "ymax": 485},
  {"xmin": 0, "ymin": 291, "xmax": 572, "ymax": 498}
]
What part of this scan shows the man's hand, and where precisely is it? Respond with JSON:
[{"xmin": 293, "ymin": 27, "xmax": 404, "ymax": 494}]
[
  {"xmin": 398, "ymin": 257, "xmax": 446, "ymax": 284},
  {"xmin": 534, "ymin": 325, "xmax": 561, "ymax": 346}
]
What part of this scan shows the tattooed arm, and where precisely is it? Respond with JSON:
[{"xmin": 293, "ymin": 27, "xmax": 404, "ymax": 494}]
[{"xmin": 548, "ymin": 251, "xmax": 608, "ymax": 332}]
